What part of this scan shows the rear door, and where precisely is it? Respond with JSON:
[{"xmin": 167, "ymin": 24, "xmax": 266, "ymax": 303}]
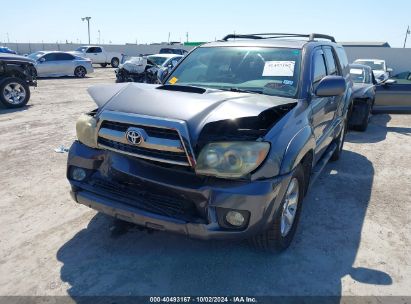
[
  {"xmin": 375, "ymin": 75, "xmax": 411, "ymax": 111},
  {"xmin": 54, "ymin": 53, "xmax": 76, "ymax": 75}
]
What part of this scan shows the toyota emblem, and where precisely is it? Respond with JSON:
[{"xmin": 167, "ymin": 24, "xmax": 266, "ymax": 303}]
[{"xmin": 125, "ymin": 128, "xmax": 143, "ymax": 145}]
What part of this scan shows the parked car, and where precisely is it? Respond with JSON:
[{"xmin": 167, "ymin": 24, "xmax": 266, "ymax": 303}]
[
  {"xmin": 159, "ymin": 48, "xmax": 188, "ymax": 55},
  {"xmin": 0, "ymin": 46, "xmax": 17, "ymax": 54},
  {"xmin": 67, "ymin": 33, "xmax": 353, "ymax": 252},
  {"xmin": 70, "ymin": 46, "xmax": 122, "ymax": 68},
  {"xmin": 28, "ymin": 51, "xmax": 93, "ymax": 78},
  {"xmin": 348, "ymin": 64, "xmax": 377, "ymax": 131},
  {"xmin": 374, "ymin": 74, "xmax": 411, "ymax": 113},
  {"xmin": 353, "ymin": 59, "xmax": 392, "ymax": 83},
  {"xmin": 0, "ymin": 53, "xmax": 36, "ymax": 108},
  {"xmin": 115, "ymin": 54, "xmax": 183, "ymax": 83}
]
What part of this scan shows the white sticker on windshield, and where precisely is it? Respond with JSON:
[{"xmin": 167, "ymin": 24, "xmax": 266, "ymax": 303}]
[
  {"xmin": 350, "ymin": 68, "xmax": 363, "ymax": 75},
  {"xmin": 262, "ymin": 61, "xmax": 295, "ymax": 77}
]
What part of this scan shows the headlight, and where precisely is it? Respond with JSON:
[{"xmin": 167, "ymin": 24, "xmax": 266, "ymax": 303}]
[
  {"xmin": 76, "ymin": 114, "xmax": 98, "ymax": 148},
  {"xmin": 195, "ymin": 142, "xmax": 270, "ymax": 178}
]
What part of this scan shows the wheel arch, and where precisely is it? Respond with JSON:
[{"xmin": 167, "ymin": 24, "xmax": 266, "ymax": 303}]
[{"xmin": 279, "ymin": 125, "xmax": 316, "ymax": 176}]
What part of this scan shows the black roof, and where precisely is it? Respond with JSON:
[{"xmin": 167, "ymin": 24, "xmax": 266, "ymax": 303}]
[{"xmin": 0, "ymin": 53, "xmax": 35, "ymax": 63}]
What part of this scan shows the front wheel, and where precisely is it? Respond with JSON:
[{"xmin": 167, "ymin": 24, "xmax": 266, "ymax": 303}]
[
  {"xmin": 74, "ymin": 66, "xmax": 87, "ymax": 78},
  {"xmin": 353, "ymin": 103, "xmax": 371, "ymax": 132},
  {"xmin": 251, "ymin": 165, "xmax": 305, "ymax": 253},
  {"xmin": 111, "ymin": 58, "xmax": 120, "ymax": 68},
  {"xmin": 100, "ymin": 63, "xmax": 108, "ymax": 68},
  {"xmin": 0, "ymin": 77, "xmax": 30, "ymax": 108}
]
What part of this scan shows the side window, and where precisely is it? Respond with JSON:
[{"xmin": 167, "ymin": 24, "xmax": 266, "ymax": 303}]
[
  {"xmin": 323, "ymin": 47, "xmax": 339, "ymax": 75},
  {"xmin": 43, "ymin": 53, "xmax": 57, "ymax": 61},
  {"xmin": 313, "ymin": 50, "xmax": 327, "ymax": 88},
  {"xmin": 94, "ymin": 47, "xmax": 102, "ymax": 53},
  {"xmin": 336, "ymin": 47, "xmax": 349, "ymax": 73},
  {"xmin": 56, "ymin": 53, "xmax": 74, "ymax": 61},
  {"xmin": 87, "ymin": 47, "xmax": 99, "ymax": 53}
]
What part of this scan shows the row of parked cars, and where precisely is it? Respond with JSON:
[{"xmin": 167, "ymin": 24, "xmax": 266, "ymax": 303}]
[{"xmin": 0, "ymin": 45, "xmax": 187, "ymax": 108}]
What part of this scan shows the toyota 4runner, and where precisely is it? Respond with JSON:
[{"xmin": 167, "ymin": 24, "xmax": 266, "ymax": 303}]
[{"xmin": 67, "ymin": 33, "xmax": 352, "ymax": 252}]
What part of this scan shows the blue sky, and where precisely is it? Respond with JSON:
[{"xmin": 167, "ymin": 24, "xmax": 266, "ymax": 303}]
[{"xmin": 1, "ymin": 0, "xmax": 410, "ymax": 47}]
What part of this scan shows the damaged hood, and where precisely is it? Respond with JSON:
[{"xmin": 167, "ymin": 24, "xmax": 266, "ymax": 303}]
[{"xmin": 89, "ymin": 83, "xmax": 296, "ymax": 140}]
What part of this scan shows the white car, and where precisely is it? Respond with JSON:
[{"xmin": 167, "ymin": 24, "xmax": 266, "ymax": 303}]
[
  {"xmin": 146, "ymin": 54, "xmax": 183, "ymax": 68},
  {"xmin": 353, "ymin": 59, "xmax": 392, "ymax": 83},
  {"xmin": 71, "ymin": 46, "xmax": 122, "ymax": 68},
  {"xmin": 28, "ymin": 51, "xmax": 94, "ymax": 78}
]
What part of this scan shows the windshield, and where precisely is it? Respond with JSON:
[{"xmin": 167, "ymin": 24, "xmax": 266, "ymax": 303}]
[
  {"xmin": 355, "ymin": 60, "xmax": 385, "ymax": 71},
  {"xmin": 147, "ymin": 55, "xmax": 168, "ymax": 66},
  {"xmin": 165, "ymin": 47, "xmax": 301, "ymax": 98},
  {"xmin": 350, "ymin": 68, "xmax": 370, "ymax": 83},
  {"xmin": 28, "ymin": 52, "xmax": 45, "ymax": 60},
  {"xmin": 75, "ymin": 47, "xmax": 88, "ymax": 52}
]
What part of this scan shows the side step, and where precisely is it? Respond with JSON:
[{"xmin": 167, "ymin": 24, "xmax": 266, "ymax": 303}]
[{"xmin": 308, "ymin": 143, "xmax": 337, "ymax": 189}]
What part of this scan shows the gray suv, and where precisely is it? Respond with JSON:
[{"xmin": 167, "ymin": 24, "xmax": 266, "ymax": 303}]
[{"xmin": 67, "ymin": 33, "xmax": 352, "ymax": 252}]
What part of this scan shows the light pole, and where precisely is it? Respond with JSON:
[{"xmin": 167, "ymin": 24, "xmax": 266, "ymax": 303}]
[
  {"xmin": 404, "ymin": 25, "xmax": 410, "ymax": 48},
  {"xmin": 81, "ymin": 17, "xmax": 92, "ymax": 44},
  {"xmin": 98, "ymin": 30, "xmax": 101, "ymax": 44}
]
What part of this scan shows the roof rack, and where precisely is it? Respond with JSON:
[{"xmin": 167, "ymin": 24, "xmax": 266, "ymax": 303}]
[{"xmin": 221, "ymin": 33, "xmax": 336, "ymax": 43}]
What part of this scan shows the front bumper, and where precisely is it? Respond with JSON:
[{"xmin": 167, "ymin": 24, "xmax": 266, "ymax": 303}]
[{"xmin": 68, "ymin": 141, "xmax": 291, "ymax": 240}]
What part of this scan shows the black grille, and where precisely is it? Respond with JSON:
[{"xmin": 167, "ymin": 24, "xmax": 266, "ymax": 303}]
[
  {"xmin": 100, "ymin": 121, "xmax": 180, "ymax": 140},
  {"xmin": 84, "ymin": 178, "xmax": 199, "ymax": 221},
  {"xmin": 98, "ymin": 137, "xmax": 188, "ymax": 163}
]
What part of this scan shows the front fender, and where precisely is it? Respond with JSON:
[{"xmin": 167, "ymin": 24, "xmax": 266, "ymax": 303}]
[{"xmin": 279, "ymin": 126, "xmax": 315, "ymax": 175}]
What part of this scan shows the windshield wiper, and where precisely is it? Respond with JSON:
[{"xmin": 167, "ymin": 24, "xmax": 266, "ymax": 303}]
[{"xmin": 217, "ymin": 87, "xmax": 264, "ymax": 95}]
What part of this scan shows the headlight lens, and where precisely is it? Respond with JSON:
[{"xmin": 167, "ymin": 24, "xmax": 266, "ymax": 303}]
[
  {"xmin": 76, "ymin": 114, "xmax": 98, "ymax": 148},
  {"xmin": 195, "ymin": 142, "xmax": 270, "ymax": 178}
]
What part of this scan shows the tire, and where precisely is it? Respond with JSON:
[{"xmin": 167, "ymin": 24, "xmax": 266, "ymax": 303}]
[
  {"xmin": 353, "ymin": 103, "xmax": 371, "ymax": 132},
  {"xmin": 111, "ymin": 57, "xmax": 120, "ymax": 68},
  {"xmin": 100, "ymin": 63, "xmax": 108, "ymax": 68},
  {"xmin": 330, "ymin": 118, "xmax": 347, "ymax": 162},
  {"xmin": 0, "ymin": 77, "xmax": 30, "ymax": 108},
  {"xmin": 74, "ymin": 66, "xmax": 87, "ymax": 78},
  {"xmin": 251, "ymin": 165, "xmax": 305, "ymax": 253}
]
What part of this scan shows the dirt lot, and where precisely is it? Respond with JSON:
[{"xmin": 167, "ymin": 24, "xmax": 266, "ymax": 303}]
[{"xmin": 0, "ymin": 68, "xmax": 410, "ymax": 298}]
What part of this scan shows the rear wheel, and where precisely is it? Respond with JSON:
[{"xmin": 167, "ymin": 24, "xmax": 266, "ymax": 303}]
[
  {"xmin": 100, "ymin": 63, "xmax": 108, "ymax": 68},
  {"xmin": 111, "ymin": 57, "xmax": 120, "ymax": 68},
  {"xmin": 0, "ymin": 77, "xmax": 30, "ymax": 108},
  {"xmin": 251, "ymin": 165, "xmax": 305, "ymax": 253},
  {"xmin": 74, "ymin": 66, "xmax": 86, "ymax": 78}
]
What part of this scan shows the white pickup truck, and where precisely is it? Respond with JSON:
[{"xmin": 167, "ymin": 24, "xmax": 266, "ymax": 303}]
[{"xmin": 71, "ymin": 46, "xmax": 122, "ymax": 68}]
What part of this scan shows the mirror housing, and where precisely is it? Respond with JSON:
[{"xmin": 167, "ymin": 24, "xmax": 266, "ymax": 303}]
[
  {"xmin": 38, "ymin": 57, "xmax": 46, "ymax": 63},
  {"xmin": 382, "ymin": 79, "xmax": 397, "ymax": 85},
  {"xmin": 387, "ymin": 67, "xmax": 393, "ymax": 73},
  {"xmin": 314, "ymin": 76, "xmax": 346, "ymax": 97}
]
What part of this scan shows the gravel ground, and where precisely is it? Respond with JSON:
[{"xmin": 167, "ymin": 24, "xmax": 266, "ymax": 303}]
[{"xmin": 0, "ymin": 68, "xmax": 410, "ymax": 298}]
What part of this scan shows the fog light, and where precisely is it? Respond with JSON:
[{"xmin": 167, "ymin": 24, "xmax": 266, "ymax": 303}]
[
  {"xmin": 72, "ymin": 167, "xmax": 86, "ymax": 181},
  {"xmin": 226, "ymin": 211, "xmax": 245, "ymax": 227}
]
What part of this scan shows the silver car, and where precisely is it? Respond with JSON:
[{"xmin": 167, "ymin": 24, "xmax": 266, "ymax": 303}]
[{"xmin": 28, "ymin": 51, "xmax": 94, "ymax": 78}]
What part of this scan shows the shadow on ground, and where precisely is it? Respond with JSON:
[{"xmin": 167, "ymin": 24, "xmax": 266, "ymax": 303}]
[
  {"xmin": 0, "ymin": 104, "xmax": 33, "ymax": 114},
  {"xmin": 347, "ymin": 114, "xmax": 411, "ymax": 143},
  {"xmin": 57, "ymin": 150, "xmax": 391, "ymax": 298}
]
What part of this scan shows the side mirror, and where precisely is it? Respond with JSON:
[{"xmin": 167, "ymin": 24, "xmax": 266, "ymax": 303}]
[
  {"xmin": 382, "ymin": 79, "xmax": 397, "ymax": 86},
  {"xmin": 314, "ymin": 76, "xmax": 346, "ymax": 97},
  {"xmin": 38, "ymin": 57, "xmax": 46, "ymax": 63},
  {"xmin": 387, "ymin": 67, "xmax": 393, "ymax": 73},
  {"xmin": 157, "ymin": 67, "xmax": 170, "ymax": 84}
]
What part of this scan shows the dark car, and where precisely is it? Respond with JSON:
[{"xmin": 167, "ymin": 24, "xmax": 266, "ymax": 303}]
[
  {"xmin": 0, "ymin": 46, "xmax": 17, "ymax": 54},
  {"xmin": 67, "ymin": 33, "xmax": 352, "ymax": 252},
  {"xmin": 159, "ymin": 48, "xmax": 188, "ymax": 55},
  {"xmin": 373, "ymin": 71, "xmax": 411, "ymax": 113},
  {"xmin": 348, "ymin": 64, "xmax": 376, "ymax": 131},
  {"xmin": 0, "ymin": 53, "xmax": 37, "ymax": 108}
]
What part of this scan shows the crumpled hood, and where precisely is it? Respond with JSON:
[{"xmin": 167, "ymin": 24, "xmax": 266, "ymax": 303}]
[
  {"xmin": 372, "ymin": 70, "xmax": 385, "ymax": 78},
  {"xmin": 89, "ymin": 83, "xmax": 296, "ymax": 140}
]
